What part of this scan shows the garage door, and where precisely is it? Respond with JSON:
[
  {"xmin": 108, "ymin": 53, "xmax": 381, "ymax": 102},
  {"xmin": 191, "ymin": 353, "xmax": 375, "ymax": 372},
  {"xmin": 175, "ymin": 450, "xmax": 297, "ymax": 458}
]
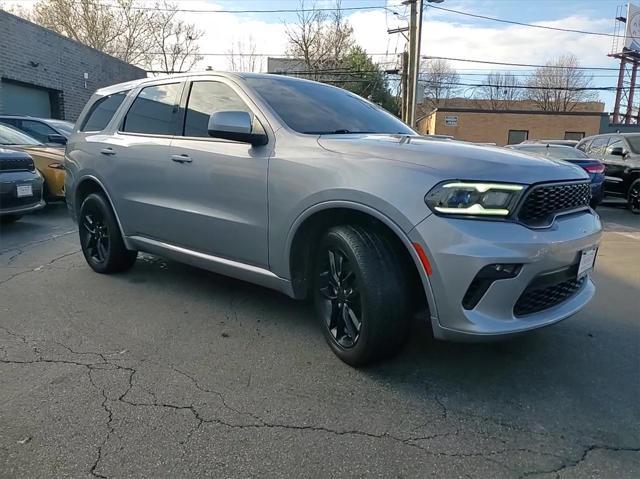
[{"xmin": 1, "ymin": 81, "xmax": 51, "ymax": 117}]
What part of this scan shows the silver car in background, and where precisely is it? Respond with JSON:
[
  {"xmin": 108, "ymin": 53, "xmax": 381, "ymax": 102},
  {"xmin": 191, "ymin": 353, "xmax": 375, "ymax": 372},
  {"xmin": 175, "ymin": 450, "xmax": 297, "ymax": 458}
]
[{"xmin": 65, "ymin": 73, "xmax": 601, "ymax": 366}]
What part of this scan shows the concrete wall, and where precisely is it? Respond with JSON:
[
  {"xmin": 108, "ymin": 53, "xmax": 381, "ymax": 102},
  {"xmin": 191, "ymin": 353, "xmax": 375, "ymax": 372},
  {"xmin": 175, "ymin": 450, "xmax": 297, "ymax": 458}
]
[
  {"xmin": 417, "ymin": 109, "xmax": 602, "ymax": 146},
  {"xmin": 0, "ymin": 10, "xmax": 146, "ymax": 121}
]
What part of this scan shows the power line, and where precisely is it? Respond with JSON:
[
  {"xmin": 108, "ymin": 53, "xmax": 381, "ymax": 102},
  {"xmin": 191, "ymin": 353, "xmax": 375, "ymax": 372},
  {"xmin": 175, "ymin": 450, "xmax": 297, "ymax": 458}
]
[
  {"xmin": 426, "ymin": 4, "xmax": 632, "ymax": 40},
  {"xmin": 423, "ymin": 56, "xmax": 620, "ymax": 71},
  {"xmin": 66, "ymin": 1, "xmax": 403, "ymax": 14}
]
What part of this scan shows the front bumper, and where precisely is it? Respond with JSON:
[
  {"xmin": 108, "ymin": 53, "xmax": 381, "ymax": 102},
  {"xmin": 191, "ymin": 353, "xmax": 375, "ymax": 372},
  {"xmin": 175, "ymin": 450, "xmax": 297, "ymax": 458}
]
[
  {"xmin": 0, "ymin": 171, "xmax": 45, "ymax": 216},
  {"xmin": 410, "ymin": 210, "xmax": 602, "ymax": 340}
]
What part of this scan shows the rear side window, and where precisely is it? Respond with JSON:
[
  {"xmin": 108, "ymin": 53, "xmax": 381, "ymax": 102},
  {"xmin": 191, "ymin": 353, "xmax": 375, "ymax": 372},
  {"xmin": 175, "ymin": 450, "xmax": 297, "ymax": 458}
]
[
  {"xmin": 183, "ymin": 81, "xmax": 249, "ymax": 137},
  {"xmin": 576, "ymin": 139, "xmax": 591, "ymax": 152},
  {"xmin": 21, "ymin": 120, "xmax": 57, "ymax": 143},
  {"xmin": 81, "ymin": 92, "xmax": 127, "ymax": 132},
  {"xmin": 587, "ymin": 136, "xmax": 609, "ymax": 156},
  {"xmin": 122, "ymin": 83, "xmax": 182, "ymax": 135}
]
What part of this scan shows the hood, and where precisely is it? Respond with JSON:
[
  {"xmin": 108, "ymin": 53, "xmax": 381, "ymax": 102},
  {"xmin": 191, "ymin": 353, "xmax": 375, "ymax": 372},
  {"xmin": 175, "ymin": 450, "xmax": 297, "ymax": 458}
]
[
  {"xmin": 317, "ymin": 134, "xmax": 589, "ymax": 184},
  {"xmin": 0, "ymin": 147, "xmax": 32, "ymax": 161},
  {"xmin": 12, "ymin": 145, "xmax": 64, "ymax": 162}
]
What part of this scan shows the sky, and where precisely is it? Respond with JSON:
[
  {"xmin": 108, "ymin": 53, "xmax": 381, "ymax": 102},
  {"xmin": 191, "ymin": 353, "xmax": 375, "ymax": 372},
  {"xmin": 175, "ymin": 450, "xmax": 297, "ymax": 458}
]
[{"xmin": 3, "ymin": 0, "xmax": 632, "ymax": 110}]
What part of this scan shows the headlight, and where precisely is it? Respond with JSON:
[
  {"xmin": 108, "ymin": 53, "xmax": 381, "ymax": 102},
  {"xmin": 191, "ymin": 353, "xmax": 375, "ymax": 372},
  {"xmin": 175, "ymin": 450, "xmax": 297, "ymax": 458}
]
[{"xmin": 425, "ymin": 181, "xmax": 525, "ymax": 217}]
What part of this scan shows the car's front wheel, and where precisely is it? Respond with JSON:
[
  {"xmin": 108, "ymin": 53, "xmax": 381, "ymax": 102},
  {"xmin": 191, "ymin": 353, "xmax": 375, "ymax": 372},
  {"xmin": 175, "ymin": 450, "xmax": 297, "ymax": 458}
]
[
  {"xmin": 628, "ymin": 178, "xmax": 640, "ymax": 214},
  {"xmin": 79, "ymin": 193, "xmax": 137, "ymax": 273},
  {"xmin": 313, "ymin": 225, "xmax": 410, "ymax": 367}
]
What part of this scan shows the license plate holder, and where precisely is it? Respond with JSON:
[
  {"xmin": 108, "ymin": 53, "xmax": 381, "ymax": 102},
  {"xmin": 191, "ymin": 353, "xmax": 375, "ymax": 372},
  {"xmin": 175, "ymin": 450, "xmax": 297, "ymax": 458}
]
[
  {"xmin": 577, "ymin": 248, "xmax": 597, "ymax": 278},
  {"xmin": 16, "ymin": 184, "xmax": 33, "ymax": 198}
]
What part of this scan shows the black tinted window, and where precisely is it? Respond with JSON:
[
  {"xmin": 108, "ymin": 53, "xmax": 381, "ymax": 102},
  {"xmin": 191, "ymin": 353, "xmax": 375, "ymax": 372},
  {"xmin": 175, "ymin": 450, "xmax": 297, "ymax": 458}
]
[
  {"xmin": 123, "ymin": 83, "xmax": 181, "ymax": 135},
  {"xmin": 245, "ymin": 76, "xmax": 413, "ymax": 135},
  {"xmin": 184, "ymin": 81, "xmax": 249, "ymax": 137},
  {"xmin": 81, "ymin": 92, "xmax": 126, "ymax": 132}
]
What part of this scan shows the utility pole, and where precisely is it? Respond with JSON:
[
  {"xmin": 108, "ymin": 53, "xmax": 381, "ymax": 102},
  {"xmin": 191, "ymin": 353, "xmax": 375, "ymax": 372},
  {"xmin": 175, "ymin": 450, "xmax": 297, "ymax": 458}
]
[
  {"xmin": 405, "ymin": 0, "xmax": 423, "ymax": 128},
  {"xmin": 401, "ymin": 51, "xmax": 409, "ymax": 122}
]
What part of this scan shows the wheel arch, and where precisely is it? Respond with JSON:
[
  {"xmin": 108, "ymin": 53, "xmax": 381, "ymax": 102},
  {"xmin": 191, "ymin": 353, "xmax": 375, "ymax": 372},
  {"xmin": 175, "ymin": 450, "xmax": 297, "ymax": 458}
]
[
  {"xmin": 74, "ymin": 175, "xmax": 131, "ymax": 248},
  {"xmin": 285, "ymin": 202, "xmax": 435, "ymax": 317}
]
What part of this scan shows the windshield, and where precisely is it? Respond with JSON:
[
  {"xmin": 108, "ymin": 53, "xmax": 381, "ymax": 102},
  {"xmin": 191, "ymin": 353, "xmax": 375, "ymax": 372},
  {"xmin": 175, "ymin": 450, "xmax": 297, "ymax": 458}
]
[
  {"xmin": 0, "ymin": 123, "xmax": 41, "ymax": 146},
  {"xmin": 625, "ymin": 136, "xmax": 640, "ymax": 154},
  {"xmin": 515, "ymin": 145, "xmax": 588, "ymax": 160},
  {"xmin": 244, "ymin": 76, "xmax": 414, "ymax": 135},
  {"xmin": 47, "ymin": 120, "xmax": 74, "ymax": 136}
]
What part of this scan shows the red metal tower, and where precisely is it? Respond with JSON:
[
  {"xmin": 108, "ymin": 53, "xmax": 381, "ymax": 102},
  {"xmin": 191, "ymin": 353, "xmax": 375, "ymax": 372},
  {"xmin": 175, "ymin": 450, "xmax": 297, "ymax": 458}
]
[{"xmin": 610, "ymin": 4, "xmax": 640, "ymax": 124}]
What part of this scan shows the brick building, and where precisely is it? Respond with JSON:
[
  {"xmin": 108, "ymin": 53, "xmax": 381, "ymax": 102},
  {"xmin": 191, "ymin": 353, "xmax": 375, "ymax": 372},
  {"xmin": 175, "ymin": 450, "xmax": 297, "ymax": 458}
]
[
  {"xmin": 416, "ymin": 99, "xmax": 607, "ymax": 145},
  {"xmin": 0, "ymin": 10, "xmax": 146, "ymax": 121}
]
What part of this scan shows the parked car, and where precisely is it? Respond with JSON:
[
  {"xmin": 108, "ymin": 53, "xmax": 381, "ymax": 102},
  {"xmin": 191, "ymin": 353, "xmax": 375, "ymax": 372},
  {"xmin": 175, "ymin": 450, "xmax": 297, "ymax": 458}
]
[
  {"xmin": 0, "ymin": 123, "xmax": 65, "ymax": 201},
  {"xmin": 0, "ymin": 148, "xmax": 45, "ymax": 223},
  {"xmin": 506, "ymin": 144, "xmax": 605, "ymax": 207},
  {"xmin": 65, "ymin": 73, "xmax": 601, "ymax": 366},
  {"xmin": 0, "ymin": 115, "xmax": 73, "ymax": 146},
  {"xmin": 522, "ymin": 139, "xmax": 579, "ymax": 147},
  {"xmin": 576, "ymin": 133, "xmax": 640, "ymax": 214}
]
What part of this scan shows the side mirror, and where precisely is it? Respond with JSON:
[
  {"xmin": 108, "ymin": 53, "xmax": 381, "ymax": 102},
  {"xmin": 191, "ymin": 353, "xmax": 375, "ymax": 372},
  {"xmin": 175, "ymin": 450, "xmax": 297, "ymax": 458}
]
[
  {"xmin": 48, "ymin": 133, "xmax": 67, "ymax": 145},
  {"xmin": 207, "ymin": 111, "xmax": 268, "ymax": 146},
  {"xmin": 609, "ymin": 146, "xmax": 626, "ymax": 157}
]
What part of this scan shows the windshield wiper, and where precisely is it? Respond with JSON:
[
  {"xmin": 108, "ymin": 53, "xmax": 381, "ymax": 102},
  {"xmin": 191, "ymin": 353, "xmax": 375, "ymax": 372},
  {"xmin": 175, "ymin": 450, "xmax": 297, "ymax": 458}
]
[{"xmin": 304, "ymin": 129, "xmax": 376, "ymax": 135}]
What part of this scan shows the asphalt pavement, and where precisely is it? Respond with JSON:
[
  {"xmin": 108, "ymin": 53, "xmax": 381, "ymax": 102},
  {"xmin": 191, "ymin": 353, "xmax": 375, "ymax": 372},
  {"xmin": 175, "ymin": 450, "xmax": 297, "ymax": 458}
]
[{"xmin": 1, "ymin": 201, "xmax": 639, "ymax": 478}]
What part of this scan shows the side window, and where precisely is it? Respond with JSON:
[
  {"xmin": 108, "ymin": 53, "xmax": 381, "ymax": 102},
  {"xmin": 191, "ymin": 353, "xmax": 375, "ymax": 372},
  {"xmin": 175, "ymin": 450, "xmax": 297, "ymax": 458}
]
[
  {"xmin": 183, "ymin": 81, "xmax": 250, "ymax": 138},
  {"xmin": 122, "ymin": 83, "xmax": 182, "ymax": 135},
  {"xmin": 507, "ymin": 130, "xmax": 528, "ymax": 145},
  {"xmin": 605, "ymin": 138, "xmax": 623, "ymax": 156},
  {"xmin": 577, "ymin": 139, "xmax": 591, "ymax": 152},
  {"xmin": 21, "ymin": 120, "xmax": 57, "ymax": 143},
  {"xmin": 81, "ymin": 92, "xmax": 127, "ymax": 132},
  {"xmin": 587, "ymin": 137, "xmax": 609, "ymax": 156}
]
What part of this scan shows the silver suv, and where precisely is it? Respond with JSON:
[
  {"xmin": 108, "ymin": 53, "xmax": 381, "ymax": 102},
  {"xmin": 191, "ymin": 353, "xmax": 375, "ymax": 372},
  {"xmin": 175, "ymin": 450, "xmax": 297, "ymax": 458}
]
[{"xmin": 65, "ymin": 73, "xmax": 602, "ymax": 366}]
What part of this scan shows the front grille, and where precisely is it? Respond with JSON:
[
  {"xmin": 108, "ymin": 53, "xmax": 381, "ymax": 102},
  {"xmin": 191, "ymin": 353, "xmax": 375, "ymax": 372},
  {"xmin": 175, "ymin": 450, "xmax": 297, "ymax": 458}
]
[
  {"xmin": 518, "ymin": 182, "xmax": 591, "ymax": 227},
  {"xmin": 1, "ymin": 193, "xmax": 41, "ymax": 209},
  {"xmin": 514, "ymin": 276, "xmax": 586, "ymax": 316},
  {"xmin": 0, "ymin": 157, "xmax": 35, "ymax": 171}
]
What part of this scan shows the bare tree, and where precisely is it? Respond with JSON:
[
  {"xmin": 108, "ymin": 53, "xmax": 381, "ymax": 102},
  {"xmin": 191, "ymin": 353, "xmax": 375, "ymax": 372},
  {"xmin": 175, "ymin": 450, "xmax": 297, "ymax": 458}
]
[
  {"xmin": 524, "ymin": 54, "xmax": 599, "ymax": 111},
  {"xmin": 12, "ymin": 0, "xmax": 202, "ymax": 73},
  {"xmin": 147, "ymin": 3, "xmax": 203, "ymax": 74},
  {"xmin": 284, "ymin": 0, "xmax": 354, "ymax": 78},
  {"xmin": 227, "ymin": 36, "xmax": 262, "ymax": 73},
  {"xmin": 420, "ymin": 59, "xmax": 460, "ymax": 109},
  {"xmin": 477, "ymin": 72, "xmax": 522, "ymax": 110}
]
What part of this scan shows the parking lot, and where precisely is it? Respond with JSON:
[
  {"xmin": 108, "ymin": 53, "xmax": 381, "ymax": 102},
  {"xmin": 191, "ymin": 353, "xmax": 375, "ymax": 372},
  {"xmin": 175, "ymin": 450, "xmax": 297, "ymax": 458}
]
[{"xmin": 1, "ymin": 202, "xmax": 638, "ymax": 478}]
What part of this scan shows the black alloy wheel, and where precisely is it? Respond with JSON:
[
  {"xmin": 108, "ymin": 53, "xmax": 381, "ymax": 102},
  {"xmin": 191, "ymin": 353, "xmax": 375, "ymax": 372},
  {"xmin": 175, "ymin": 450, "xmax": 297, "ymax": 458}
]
[
  {"xmin": 629, "ymin": 179, "xmax": 640, "ymax": 214},
  {"xmin": 79, "ymin": 193, "xmax": 137, "ymax": 273},
  {"xmin": 317, "ymin": 248, "xmax": 362, "ymax": 348},
  {"xmin": 313, "ymin": 225, "xmax": 410, "ymax": 367},
  {"xmin": 82, "ymin": 209, "xmax": 110, "ymax": 264}
]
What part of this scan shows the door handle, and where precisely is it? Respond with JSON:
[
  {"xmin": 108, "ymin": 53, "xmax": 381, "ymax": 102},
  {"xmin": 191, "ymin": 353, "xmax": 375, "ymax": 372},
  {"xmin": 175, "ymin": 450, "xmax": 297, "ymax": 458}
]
[
  {"xmin": 100, "ymin": 148, "xmax": 116, "ymax": 156},
  {"xmin": 171, "ymin": 154, "xmax": 192, "ymax": 163}
]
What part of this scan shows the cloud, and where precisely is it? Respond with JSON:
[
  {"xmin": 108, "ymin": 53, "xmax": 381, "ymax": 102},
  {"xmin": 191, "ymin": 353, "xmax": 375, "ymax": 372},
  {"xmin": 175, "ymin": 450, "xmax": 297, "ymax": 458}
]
[{"xmin": 2, "ymin": 0, "xmax": 621, "ymax": 107}]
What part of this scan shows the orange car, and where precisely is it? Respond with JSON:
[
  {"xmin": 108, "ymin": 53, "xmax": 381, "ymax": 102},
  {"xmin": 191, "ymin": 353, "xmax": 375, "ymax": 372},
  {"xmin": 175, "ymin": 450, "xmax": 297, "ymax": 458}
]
[{"xmin": 0, "ymin": 123, "xmax": 65, "ymax": 200}]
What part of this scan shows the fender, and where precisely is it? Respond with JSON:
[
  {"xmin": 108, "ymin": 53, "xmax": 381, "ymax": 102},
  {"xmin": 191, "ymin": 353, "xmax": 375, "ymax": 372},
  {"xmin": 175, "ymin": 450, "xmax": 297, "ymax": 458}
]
[
  {"xmin": 74, "ymin": 174, "xmax": 135, "ymax": 251},
  {"xmin": 283, "ymin": 200, "xmax": 439, "ymax": 318}
]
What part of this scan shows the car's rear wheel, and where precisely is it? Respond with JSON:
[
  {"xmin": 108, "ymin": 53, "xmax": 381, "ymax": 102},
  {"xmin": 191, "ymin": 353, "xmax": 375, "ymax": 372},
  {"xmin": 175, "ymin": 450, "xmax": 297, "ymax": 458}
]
[
  {"xmin": 79, "ymin": 193, "xmax": 137, "ymax": 273},
  {"xmin": 313, "ymin": 225, "xmax": 410, "ymax": 367},
  {"xmin": 628, "ymin": 179, "xmax": 640, "ymax": 215},
  {"xmin": 1, "ymin": 215, "xmax": 22, "ymax": 224}
]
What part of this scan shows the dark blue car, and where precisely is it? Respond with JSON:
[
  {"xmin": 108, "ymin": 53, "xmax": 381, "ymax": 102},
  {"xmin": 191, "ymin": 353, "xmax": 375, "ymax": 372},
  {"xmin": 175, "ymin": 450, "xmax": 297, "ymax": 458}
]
[{"xmin": 506, "ymin": 144, "xmax": 605, "ymax": 207}]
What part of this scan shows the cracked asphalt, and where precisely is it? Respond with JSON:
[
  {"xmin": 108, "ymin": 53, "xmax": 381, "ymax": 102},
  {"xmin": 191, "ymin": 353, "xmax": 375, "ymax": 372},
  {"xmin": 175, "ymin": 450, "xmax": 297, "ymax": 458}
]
[{"xmin": 1, "ymin": 202, "xmax": 639, "ymax": 478}]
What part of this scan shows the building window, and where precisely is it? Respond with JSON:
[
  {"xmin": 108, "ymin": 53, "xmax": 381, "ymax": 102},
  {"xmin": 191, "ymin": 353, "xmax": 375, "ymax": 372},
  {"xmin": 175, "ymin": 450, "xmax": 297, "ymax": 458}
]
[
  {"xmin": 507, "ymin": 130, "xmax": 528, "ymax": 145},
  {"xmin": 564, "ymin": 131, "xmax": 585, "ymax": 141}
]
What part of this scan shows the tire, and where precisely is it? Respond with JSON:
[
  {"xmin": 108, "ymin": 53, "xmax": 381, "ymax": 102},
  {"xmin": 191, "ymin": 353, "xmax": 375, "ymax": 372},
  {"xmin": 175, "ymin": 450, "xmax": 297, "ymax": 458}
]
[
  {"xmin": 79, "ymin": 193, "xmax": 137, "ymax": 273},
  {"xmin": 1, "ymin": 215, "xmax": 22, "ymax": 224},
  {"xmin": 628, "ymin": 179, "xmax": 640, "ymax": 215},
  {"xmin": 312, "ymin": 225, "xmax": 410, "ymax": 367}
]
